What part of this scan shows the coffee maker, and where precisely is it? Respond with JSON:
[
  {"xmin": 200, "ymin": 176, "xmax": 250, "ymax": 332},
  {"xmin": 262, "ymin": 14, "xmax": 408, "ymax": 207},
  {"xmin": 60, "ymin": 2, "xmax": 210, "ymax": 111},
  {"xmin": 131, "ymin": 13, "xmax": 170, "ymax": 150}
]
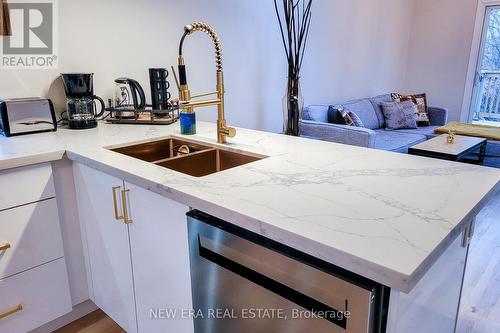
[{"xmin": 61, "ymin": 73, "xmax": 105, "ymax": 129}]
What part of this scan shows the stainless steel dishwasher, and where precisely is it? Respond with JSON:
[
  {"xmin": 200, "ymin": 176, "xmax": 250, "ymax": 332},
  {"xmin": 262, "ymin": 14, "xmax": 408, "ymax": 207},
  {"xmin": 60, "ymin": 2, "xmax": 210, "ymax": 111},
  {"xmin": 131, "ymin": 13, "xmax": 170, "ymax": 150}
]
[{"xmin": 187, "ymin": 210, "xmax": 389, "ymax": 333}]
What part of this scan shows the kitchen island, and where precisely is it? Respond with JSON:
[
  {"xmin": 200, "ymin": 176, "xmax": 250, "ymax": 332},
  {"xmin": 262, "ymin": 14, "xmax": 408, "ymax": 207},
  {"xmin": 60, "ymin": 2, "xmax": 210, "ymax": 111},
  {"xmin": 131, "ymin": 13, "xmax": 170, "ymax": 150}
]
[{"xmin": 0, "ymin": 121, "xmax": 499, "ymax": 333}]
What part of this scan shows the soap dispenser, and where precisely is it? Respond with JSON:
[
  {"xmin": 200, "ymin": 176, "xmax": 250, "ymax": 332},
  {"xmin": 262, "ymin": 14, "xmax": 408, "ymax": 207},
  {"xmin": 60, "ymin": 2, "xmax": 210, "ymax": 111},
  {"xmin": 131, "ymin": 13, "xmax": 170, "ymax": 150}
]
[{"xmin": 179, "ymin": 105, "xmax": 196, "ymax": 135}]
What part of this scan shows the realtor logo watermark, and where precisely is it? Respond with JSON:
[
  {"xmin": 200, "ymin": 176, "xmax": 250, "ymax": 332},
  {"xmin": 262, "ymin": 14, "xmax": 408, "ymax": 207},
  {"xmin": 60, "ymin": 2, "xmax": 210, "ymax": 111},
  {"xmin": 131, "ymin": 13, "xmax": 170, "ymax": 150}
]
[{"xmin": 1, "ymin": 0, "xmax": 58, "ymax": 69}]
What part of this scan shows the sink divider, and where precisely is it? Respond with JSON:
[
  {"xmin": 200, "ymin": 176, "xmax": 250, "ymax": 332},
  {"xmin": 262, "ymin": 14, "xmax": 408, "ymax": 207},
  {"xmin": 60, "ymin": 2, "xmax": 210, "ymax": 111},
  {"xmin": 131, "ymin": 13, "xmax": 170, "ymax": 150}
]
[{"xmin": 151, "ymin": 148, "xmax": 218, "ymax": 165}]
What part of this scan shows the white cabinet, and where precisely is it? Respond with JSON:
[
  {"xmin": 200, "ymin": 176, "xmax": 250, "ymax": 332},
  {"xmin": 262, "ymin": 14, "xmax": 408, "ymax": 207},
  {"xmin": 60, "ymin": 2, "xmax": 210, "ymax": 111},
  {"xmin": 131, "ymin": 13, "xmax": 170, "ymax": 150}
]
[
  {"xmin": 0, "ymin": 163, "xmax": 71, "ymax": 333},
  {"xmin": 73, "ymin": 163, "xmax": 137, "ymax": 333},
  {"xmin": 127, "ymin": 182, "xmax": 193, "ymax": 333},
  {"xmin": 51, "ymin": 159, "xmax": 91, "ymax": 306},
  {"xmin": 386, "ymin": 227, "xmax": 470, "ymax": 333},
  {"xmin": 0, "ymin": 163, "xmax": 55, "ymax": 211},
  {"xmin": 0, "ymin": 199, "xmax": 64, "ymax": 279},
  {"xmin": 73, "ymin": 163, "xmax": 193, "ymax": 333},
  {"xmin": 0, "ymin": 259, "xmax": 71, "ymax": 333}
]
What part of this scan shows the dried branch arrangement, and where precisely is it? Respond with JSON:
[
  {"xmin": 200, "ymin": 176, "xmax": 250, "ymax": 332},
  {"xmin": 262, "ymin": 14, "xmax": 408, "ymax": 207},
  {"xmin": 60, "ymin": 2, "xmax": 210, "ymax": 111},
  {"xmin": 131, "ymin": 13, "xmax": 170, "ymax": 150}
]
[
  {"xmin": 274, "ymin": 0, "xmax": 313, "ymax": 136},
  {"xmin": 273, "ymin": 0, "xmax": 312, "ymax": 80},
  {"xmin": 1, "ymin": 0, "xmax": 12, "ymax": 36}
]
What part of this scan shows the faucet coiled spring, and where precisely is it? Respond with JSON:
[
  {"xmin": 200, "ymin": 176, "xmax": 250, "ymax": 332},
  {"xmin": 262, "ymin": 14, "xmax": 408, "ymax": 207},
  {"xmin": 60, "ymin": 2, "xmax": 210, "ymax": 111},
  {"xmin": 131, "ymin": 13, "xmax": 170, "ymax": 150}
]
[{"xmin": 181, "ymin": 22, "xmax": 223, "ymax": 72}]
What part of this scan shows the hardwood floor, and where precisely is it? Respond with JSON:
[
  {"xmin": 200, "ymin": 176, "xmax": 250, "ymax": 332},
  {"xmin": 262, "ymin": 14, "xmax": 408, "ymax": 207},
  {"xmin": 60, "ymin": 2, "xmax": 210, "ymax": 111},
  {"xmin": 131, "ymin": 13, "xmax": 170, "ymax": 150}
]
[
  {"xmin": 53, "ymin": 310, "xmax": 125, "ymax": 333},
  {"xmin": 456, "ymin": 192, "xmax": 500, "ymax": 333}
]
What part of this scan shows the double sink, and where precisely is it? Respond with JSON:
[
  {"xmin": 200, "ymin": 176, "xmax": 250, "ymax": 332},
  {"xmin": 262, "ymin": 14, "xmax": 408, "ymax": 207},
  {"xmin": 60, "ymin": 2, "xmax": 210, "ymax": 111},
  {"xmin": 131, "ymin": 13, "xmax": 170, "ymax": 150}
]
[{"xmin": 110, "ymin": 138, "xmax": 267, "ymax": 177}]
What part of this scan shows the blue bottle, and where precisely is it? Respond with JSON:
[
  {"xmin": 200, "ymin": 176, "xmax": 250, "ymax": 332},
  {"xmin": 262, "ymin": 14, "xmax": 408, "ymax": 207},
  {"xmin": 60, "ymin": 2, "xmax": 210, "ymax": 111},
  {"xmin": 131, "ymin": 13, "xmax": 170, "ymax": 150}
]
[{"xmin": 180, "ymin": 111, "xmax": 196, "ymax": 135}]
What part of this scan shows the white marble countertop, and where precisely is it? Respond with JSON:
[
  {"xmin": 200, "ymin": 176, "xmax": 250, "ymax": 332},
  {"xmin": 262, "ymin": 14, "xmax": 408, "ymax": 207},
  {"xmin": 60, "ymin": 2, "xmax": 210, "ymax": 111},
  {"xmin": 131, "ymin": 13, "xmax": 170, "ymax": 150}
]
[{"xmin": 1, "ymin": 122, "xmax": 499, "ymax": 292}]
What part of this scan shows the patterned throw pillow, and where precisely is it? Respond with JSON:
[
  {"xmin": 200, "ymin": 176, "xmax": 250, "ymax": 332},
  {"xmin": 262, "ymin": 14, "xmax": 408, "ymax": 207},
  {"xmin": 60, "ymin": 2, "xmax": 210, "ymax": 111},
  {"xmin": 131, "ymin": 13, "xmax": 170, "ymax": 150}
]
[
  {"xmin": 336, "ymin": 108, "xmax": 365, "ymax": 127},
  {"xmin": 349, "ymin": 111, "xmax": 364, "ymax": 127},
  {"xmin": 381, "ymin": 101, "xmax": 418, "ymax": 130},
  {"xmin": 337, "ymin": 108, "xmax": 354, "ymax": 126},
  {"xmin": 391, "ymin": 93, "xmax": 430, "ymax": 126}
]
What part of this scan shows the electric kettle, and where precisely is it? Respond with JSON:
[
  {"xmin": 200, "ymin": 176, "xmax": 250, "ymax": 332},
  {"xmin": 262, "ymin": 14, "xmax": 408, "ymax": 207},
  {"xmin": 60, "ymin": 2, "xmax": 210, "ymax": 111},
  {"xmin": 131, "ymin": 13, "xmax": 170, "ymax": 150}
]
[{"xmin": 114, "ymin": 78, "xmax": 146, "ymax": 118}]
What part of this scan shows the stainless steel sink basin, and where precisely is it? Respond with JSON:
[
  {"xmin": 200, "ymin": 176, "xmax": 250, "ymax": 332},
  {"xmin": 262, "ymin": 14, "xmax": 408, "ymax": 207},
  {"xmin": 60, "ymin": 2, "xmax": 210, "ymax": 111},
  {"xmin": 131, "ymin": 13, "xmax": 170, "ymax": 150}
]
[{"xmin": 109, "ymin": 138, "xmax": 266, "ymax": 177}]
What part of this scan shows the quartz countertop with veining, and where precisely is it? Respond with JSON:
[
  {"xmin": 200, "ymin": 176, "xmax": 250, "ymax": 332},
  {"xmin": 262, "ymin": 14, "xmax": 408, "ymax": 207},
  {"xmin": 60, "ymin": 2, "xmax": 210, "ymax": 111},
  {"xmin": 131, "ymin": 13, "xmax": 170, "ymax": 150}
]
[{"xmin": 1, "ymin": 122, "xmax": 499, "ymax": 292}]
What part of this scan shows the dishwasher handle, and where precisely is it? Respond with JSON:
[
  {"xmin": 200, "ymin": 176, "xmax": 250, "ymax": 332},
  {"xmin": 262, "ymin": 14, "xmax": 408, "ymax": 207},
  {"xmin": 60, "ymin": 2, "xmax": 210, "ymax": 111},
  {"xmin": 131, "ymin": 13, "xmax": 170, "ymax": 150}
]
[{"xmin": 198, "ymin": 236, "xmax": 349, "ymax": 330}]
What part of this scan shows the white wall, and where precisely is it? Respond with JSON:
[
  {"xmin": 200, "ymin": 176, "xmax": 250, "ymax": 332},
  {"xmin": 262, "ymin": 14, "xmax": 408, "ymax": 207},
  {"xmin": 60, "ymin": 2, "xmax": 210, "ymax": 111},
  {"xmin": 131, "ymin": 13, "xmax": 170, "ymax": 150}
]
[
  {"xmin": 302, "ymin": 0, "xmax": 414, "ymax": 105},
  {"xmin": 0, "ymin": 0, "xmax": 415, "ymax": 132},
  {"xmin": 404, "ymin": 0, "xmax": 478, "ymax": 121}
]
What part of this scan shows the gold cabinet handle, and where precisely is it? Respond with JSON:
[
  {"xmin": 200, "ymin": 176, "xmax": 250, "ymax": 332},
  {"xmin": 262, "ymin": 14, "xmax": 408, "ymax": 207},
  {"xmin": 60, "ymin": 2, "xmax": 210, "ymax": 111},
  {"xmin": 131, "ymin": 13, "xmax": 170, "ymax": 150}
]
[
  {"xmin": 112, "ymin": 186, "xmax": 124, "ymax": 221},
  {"xmin": 121, "ymin": 189, "xmax": 133, "ymax": 225},
  {"xmin": 0, "ymin": 304, "xmax": 23, "ymax": 319},
  {"xmin": 0, "ymin": 243, "xmax": 11, "ymax": 251}
]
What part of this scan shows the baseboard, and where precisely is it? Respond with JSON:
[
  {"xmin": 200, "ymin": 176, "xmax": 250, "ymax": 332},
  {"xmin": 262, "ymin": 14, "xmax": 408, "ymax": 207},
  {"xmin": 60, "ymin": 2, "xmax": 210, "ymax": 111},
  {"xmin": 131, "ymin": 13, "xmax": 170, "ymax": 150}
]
[{"xmin": 28, "ymin": 300, "xmax": 98, "ymax": 333}]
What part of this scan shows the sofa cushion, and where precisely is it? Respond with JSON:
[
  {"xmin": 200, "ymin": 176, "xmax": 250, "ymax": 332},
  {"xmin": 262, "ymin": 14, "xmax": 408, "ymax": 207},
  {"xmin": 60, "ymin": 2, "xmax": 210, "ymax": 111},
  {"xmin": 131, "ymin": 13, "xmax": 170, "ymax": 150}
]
[
  {"xmin": 392, "ymin": 93, "xmax": 431, "ymax": 126},
  {"xmin": 373, "ymin": 129, "xmax": 426, "ymax": 153},
  {"xmin": 369, "ymin": 94, "xmax": 392, "ymax": 128},
  {"xmin": 350, "ymin": 112, "xmax": 364, "ymax": 127},
  {"xmin": 394, "ymin": 126, "xmax": 440, "ymax": 139},
  {"xmin": 327, "ymin": 106, "xmax": 344, "ymax": 124},
  {"xmin": 381, "ymin": 101, "xmax": 418, "ymax": 130},
  {"xmin": 338, "ymin": 108, "xmax": 355, "ymax": 126},
  {"xmin": 335, "ymin": 99, "xmax": 379, "ymax": 129},
  {"xmin": 303, "ymin": 105, "xmax": 329, "ymax": 123}
]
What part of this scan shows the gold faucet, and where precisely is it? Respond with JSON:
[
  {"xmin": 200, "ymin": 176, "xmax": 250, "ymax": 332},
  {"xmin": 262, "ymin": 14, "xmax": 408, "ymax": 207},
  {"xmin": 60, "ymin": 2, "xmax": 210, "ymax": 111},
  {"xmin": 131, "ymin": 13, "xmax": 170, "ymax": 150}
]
[{"xmin": 173, "ymin": 22, "xmax": 236, "ymax": 144}]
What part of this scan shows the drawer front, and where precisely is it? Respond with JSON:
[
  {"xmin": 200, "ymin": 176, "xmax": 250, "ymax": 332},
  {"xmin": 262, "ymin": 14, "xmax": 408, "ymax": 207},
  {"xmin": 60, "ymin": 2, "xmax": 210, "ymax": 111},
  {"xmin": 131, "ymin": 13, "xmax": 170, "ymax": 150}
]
[
  {"xmin": 0, "ymin": 258, "xmax": 72, "ymax": 333},
  {"xmin": 0, "ymin": 163, "xmax": 56, "ymax": 211},
  {"xmin": 0, "ymin": 199, "xmax": 64, "ymax": 279}
]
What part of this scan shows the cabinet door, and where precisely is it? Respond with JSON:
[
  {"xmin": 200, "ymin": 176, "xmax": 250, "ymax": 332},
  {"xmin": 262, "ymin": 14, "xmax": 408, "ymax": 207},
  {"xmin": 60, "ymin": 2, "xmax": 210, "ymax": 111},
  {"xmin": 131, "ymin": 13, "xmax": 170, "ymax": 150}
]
[
  {"xmin": 126, "ymin": 181, "xmax": 194, "ymax": 333},
  {"xmin": 73, "ymin": 163, "xmax": 137, "ymax": 333},
  {"xmin": 386, "ymin": 230, "xmax": 469, "ymax": 333}
]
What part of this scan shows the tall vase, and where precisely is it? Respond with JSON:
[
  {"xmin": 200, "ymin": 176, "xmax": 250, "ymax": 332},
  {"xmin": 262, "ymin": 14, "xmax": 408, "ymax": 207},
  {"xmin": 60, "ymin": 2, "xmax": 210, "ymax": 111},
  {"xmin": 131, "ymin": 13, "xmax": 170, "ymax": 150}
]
[{"xmin": 282, "ymin": 77, "xmax": 304, "ymax": 136}]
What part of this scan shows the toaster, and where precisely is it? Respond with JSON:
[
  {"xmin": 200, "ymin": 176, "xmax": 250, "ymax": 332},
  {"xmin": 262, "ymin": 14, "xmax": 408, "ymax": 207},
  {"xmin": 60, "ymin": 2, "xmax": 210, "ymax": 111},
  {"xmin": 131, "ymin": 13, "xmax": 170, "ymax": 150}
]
[{"xmin": 0, "ymin": 98, "xmax": 57, "ymax": 137}]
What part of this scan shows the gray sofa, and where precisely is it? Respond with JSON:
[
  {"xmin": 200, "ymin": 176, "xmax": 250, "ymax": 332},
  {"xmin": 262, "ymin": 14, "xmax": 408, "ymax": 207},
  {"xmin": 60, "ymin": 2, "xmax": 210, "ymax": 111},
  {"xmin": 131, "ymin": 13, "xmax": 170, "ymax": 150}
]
[{"xmin": 300, "ymin": 94, "xmax": 448, "ymax": 153}]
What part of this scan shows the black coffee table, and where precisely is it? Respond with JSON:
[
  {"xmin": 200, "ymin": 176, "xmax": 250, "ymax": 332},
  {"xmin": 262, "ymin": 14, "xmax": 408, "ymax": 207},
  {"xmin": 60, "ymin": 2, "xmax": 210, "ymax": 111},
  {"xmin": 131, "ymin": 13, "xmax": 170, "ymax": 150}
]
[{"xmin": 408, "ymin": 134, "xmax": 487, "ymax": 165}]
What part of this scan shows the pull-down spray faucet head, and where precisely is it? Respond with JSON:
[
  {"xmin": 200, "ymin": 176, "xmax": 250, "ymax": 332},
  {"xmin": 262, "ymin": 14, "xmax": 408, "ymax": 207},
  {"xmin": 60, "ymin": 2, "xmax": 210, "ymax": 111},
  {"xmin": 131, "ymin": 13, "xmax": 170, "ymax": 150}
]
[
  {"xmin": 177, "ymin": 22, "xmax": 223, "ymax": 89},
  {"xmin": 179, "ymin": 22, "xmax": 223, "ymax": 71}
]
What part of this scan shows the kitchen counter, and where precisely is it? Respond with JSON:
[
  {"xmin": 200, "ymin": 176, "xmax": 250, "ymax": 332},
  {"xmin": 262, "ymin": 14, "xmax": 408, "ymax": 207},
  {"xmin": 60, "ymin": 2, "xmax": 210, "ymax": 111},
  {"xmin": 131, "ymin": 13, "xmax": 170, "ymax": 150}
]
[{"xmin": 1, "ymin": 122, "xmax": 498, "ymax": 292}]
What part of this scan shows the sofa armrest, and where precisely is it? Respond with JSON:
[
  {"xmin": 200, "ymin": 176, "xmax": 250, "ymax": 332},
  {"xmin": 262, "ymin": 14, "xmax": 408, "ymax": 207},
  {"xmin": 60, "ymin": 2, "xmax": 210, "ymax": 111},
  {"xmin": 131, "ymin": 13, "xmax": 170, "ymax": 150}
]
[
  {"xmin": 428, "ymin": 106, "xmax": 448, "ymax": 126},
  {"xmin": 300, "ymin": 120, "xmax": 376, "ymax": 148}
]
